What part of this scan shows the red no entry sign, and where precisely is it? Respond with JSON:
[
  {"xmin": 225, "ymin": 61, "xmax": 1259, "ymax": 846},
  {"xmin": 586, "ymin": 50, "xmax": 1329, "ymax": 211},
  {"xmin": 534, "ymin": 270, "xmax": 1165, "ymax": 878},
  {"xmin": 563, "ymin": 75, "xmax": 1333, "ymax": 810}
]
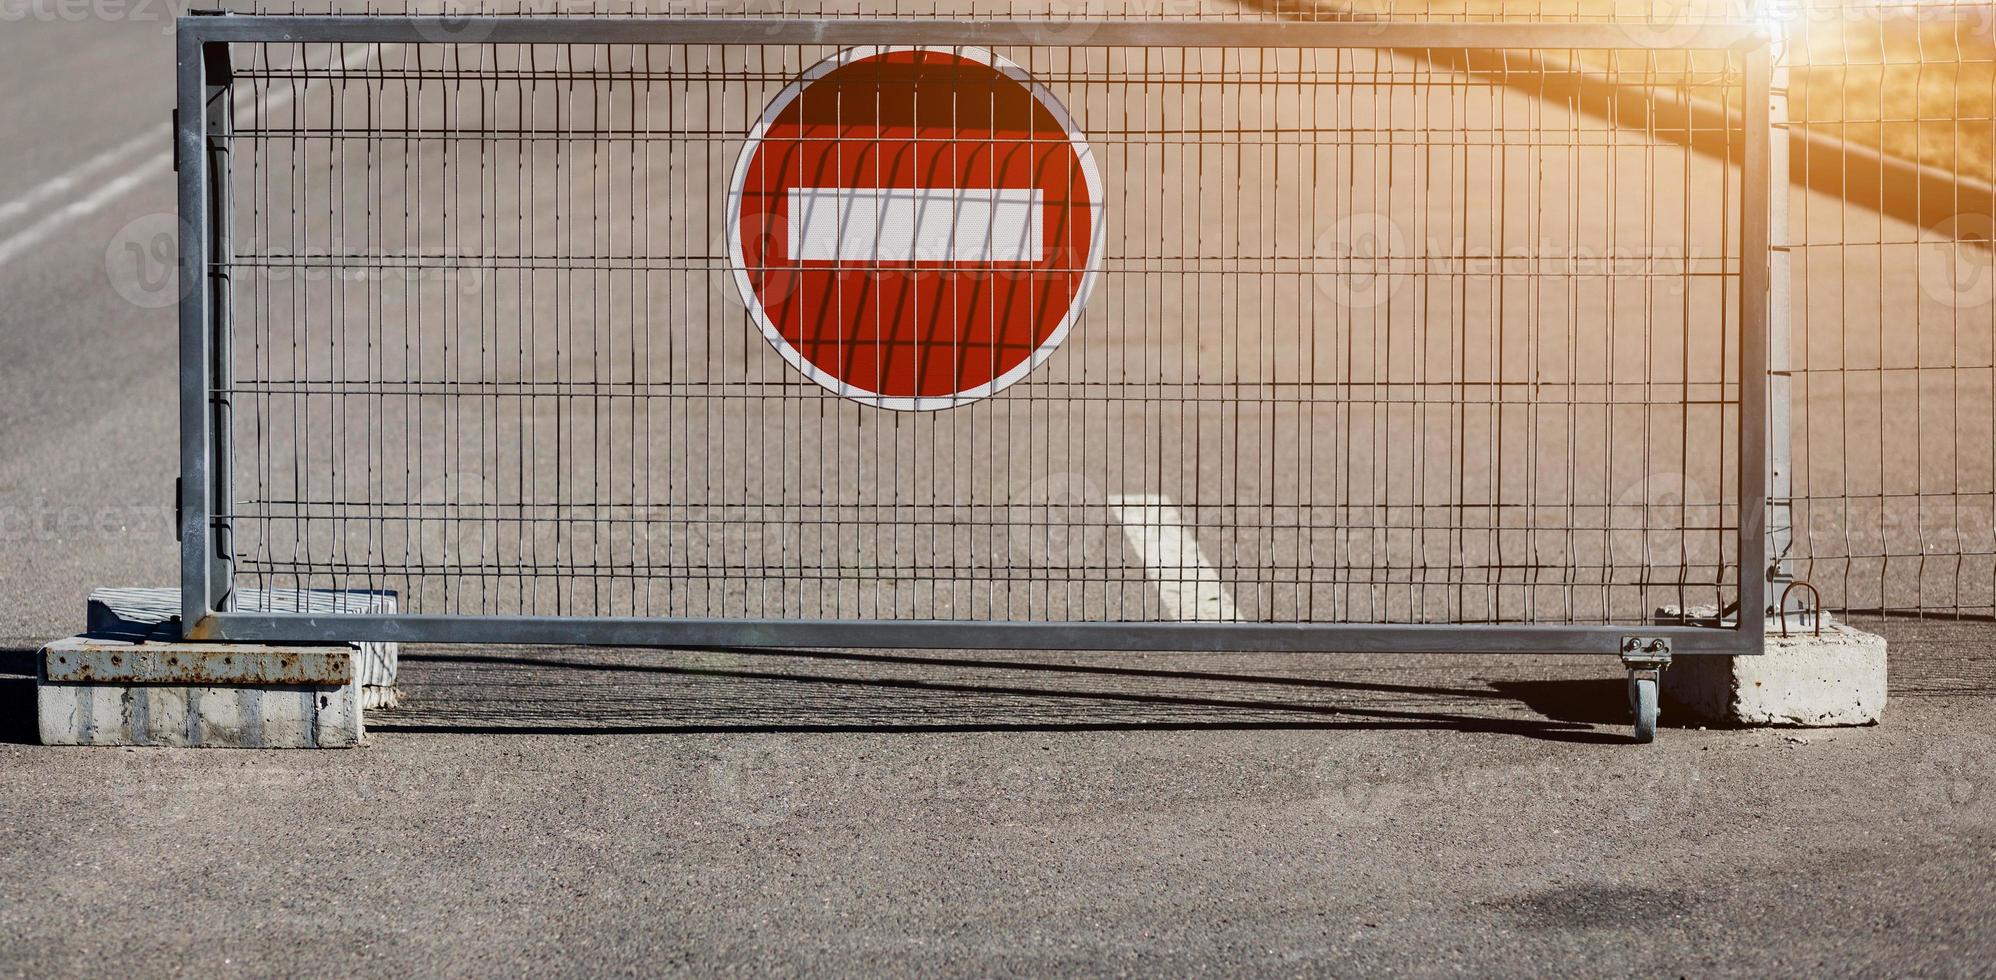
[{"xmin": 727, "ymin": 46, "xmax": 1104, "ymax": 410}]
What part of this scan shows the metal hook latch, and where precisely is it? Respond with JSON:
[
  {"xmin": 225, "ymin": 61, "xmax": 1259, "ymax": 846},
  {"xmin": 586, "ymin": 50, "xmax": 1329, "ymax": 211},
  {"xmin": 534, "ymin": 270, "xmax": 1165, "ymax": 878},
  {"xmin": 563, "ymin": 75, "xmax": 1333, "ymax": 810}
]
[{"xmin": 1777, "ymin": 581, "xmax": 1824, "ymax": 638}]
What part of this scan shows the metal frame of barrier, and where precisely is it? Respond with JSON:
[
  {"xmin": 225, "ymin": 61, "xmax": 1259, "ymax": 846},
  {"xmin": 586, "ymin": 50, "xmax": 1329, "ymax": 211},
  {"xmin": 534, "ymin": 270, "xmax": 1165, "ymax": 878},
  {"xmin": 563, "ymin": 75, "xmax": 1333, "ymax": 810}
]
[{"xmin": 174, "ymin": 15, "xmax": 1772, "ymax": 715}]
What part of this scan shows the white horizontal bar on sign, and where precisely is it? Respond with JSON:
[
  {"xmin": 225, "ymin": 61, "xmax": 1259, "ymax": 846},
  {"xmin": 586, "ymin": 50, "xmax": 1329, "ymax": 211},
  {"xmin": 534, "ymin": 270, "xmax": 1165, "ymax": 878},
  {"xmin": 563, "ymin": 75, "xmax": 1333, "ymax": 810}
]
[{"xmin": 786, "ymin": 187, "xmax": 1044, "ymax": 263}]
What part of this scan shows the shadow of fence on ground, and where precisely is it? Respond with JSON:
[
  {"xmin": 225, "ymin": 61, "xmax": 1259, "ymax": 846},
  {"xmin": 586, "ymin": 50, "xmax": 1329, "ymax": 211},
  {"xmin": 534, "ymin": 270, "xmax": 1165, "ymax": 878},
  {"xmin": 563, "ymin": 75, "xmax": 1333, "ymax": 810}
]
[{"xmin": 372, "ymin": 648, "xmax": 1638, "ymax": 745}]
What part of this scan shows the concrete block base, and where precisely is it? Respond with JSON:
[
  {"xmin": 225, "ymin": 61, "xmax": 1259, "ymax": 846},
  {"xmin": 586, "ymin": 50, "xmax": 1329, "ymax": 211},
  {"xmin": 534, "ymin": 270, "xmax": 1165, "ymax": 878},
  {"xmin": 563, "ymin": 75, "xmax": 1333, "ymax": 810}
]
[
  {"xmin": 87, "ymin": 587, "xmax": 400, "ymax": 710},
  {"xmin": 37, "ymin": 637, "xmax": 363, "ymax": 748},
  {"xmin": 1663, "ymin": 621, "xmax": 1888, "ymax": 727}
]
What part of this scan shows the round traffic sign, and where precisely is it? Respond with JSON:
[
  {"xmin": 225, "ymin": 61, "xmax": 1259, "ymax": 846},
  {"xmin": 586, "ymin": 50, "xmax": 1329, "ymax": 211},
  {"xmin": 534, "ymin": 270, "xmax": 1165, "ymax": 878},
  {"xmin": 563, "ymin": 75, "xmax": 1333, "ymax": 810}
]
[{"xmin": 726, "ymin": 46, "xmax": 1104, "ymax": 410}]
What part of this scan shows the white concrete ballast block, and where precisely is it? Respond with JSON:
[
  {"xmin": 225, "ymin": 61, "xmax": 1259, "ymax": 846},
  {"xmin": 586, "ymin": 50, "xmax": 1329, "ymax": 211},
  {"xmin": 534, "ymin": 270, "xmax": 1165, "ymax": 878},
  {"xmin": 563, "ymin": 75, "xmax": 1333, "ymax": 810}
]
[
  {"xmin": 38, "ymin": 637, "xmax": 363, "ymax": 748},
  {"xmin": 1663, "ymin": 621, "xmax": 1888, "ymax": 727}
]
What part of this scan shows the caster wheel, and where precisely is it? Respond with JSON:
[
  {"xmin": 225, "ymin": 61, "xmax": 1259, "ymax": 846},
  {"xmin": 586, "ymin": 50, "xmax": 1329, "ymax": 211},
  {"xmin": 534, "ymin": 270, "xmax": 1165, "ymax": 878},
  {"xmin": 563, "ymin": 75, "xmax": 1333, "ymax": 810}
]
[{"xmin": 1629, "ymin": 673, "xmax": 1660, "ymax": 743}]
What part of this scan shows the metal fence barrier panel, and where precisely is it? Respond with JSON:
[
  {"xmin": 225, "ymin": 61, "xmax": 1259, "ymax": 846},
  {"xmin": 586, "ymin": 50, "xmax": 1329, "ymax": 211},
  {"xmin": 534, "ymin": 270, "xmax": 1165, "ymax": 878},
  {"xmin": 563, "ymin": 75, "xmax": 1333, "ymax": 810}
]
[
  {"xmin": 175, "ymin": 13, "xmax": 1772, "ymax": 742},
  {"xmin": 1773, "ymin": 1, "xmax": 1996, "ymax": 619}
]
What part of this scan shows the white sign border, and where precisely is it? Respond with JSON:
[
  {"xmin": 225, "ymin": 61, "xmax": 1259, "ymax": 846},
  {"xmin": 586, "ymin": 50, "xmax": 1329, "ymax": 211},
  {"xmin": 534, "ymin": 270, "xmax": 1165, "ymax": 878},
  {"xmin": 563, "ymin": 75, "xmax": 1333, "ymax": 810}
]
[{"xmin": 725, "ymin": 45, "xmax": 1106, "ymax": 412}]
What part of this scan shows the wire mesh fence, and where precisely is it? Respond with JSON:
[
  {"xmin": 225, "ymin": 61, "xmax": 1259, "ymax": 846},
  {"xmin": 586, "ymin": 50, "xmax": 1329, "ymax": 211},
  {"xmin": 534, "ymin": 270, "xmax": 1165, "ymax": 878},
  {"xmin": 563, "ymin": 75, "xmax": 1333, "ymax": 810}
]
[
  {"xmin": 197, "ymin": 21, "xmax": 1754, "ymax": 633},
  {"xmin": 1779, "ymin": 1, "xmax": 1996, "ymax": 618},
  {"xmin": 190, "ymin": 0, "xmax": 1996, "ymax": 625}
]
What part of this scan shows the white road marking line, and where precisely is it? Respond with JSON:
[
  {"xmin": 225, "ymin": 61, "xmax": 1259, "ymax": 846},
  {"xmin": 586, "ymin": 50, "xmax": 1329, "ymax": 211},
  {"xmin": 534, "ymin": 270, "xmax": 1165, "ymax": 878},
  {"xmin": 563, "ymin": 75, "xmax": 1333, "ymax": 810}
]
[
  {"xmin": 0, "ymin": 127, "xmax": 165, "ymax": 231},
  {"xmin": 0, "ymin": 44, "xmax": 380, "ymax": 269},
  {"xmin": 1108, "ymin": 493, "xmax": 1239, "ymax": 622},
  {"xmin": 0, "ymin": 153, "xmax": 173, "ymax": 268}
]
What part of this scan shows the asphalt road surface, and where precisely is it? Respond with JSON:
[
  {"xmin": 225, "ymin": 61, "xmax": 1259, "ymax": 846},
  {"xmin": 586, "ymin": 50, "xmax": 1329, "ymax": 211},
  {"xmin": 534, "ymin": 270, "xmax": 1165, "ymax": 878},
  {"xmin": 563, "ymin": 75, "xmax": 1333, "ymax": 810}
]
[{"xmin": 1, "ymin": 9, "xmax": 1994, "ymax": 977}]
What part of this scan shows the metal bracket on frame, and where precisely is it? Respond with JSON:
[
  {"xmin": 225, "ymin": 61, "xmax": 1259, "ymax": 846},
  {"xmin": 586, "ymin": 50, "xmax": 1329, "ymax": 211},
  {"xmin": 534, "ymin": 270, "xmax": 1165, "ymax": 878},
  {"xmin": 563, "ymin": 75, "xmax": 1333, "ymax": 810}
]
[{"xmin": 1618, "ymin": 636, "xmax": 1674, "ymax": 670}]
